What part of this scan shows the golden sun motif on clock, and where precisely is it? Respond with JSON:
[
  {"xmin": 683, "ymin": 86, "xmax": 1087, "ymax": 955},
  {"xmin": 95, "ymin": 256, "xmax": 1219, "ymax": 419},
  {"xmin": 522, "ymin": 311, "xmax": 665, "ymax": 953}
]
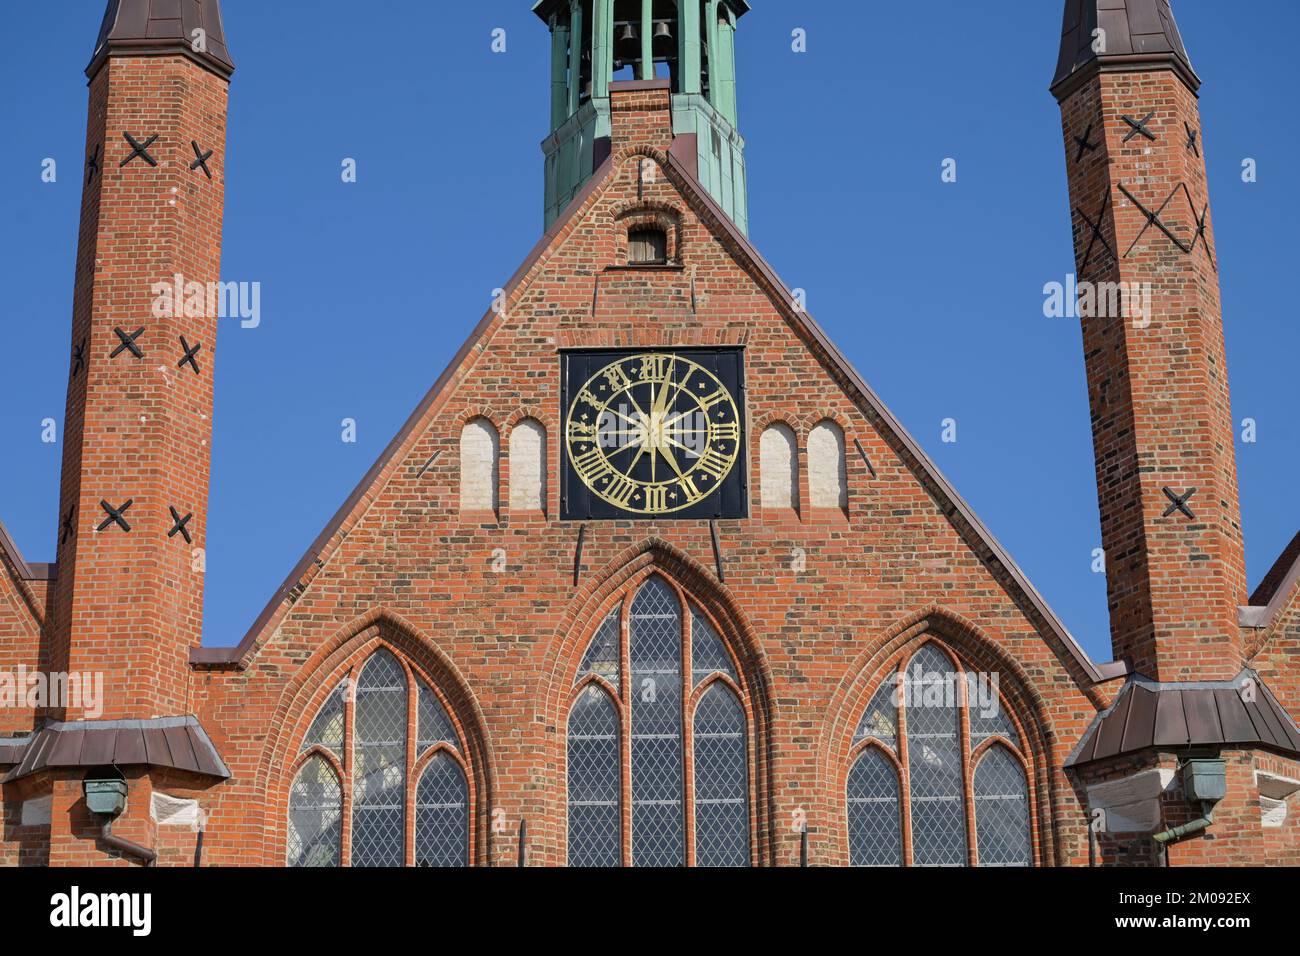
[{"xmin": 565, "ymin": 353, "xmax": 742, "ymax": 516}]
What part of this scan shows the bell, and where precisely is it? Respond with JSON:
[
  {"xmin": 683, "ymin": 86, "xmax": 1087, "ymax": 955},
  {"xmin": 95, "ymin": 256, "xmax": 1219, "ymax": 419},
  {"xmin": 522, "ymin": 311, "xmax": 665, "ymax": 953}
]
[
  {"xmin": 616, "ymin": 23, "xmax": 640, "ymax": 60},
  {"xmin": 652, "ymin": 21, "xmax": 674, "ymax": 56}
]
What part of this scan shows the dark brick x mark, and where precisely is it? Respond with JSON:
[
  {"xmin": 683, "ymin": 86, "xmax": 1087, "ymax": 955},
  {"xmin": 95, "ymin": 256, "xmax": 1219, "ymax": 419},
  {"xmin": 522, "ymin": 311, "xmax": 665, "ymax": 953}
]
[
  {"xmin": 71, "ymin": 340, "xmax": 86, "ymax": 378},
  {"xmin": 178, "ymin": 335, "xmax": 203, "ymax": 374},
  {"xmin": 98, "ymin": 499, "xmax": 133, "ymax": 533},
  {"xmin": 120, "ymin": 132, "xmax": 159, "ymax": 168},
  {"xmin": 111, "ymin": 326, "xmax": 145, "ymax": 359},
  {"xmin": 1118, "ymin": 183, "xmax": 1190, "ymax": 256},
  {"xmin": 1074, "ymin": 122, "xmax": 1098, "ymax": 163},
  {"xmin": 1162, "ymin": 487, "xmax": 1197, "ymax": 520},
  {"xmin": 1122, "ymin": 111, "xmax": 1157, "ymax": 143},
  {"xmin": 1075, "ymin": 194, "xmax": 1115, "ymax": 271},
  {"xmin": 1184, "ymin": 122, "xmax": 1200, "ymax": 157},
  {"xmin": 190, "ymin": 140, "xmax": 214, "ymax": 179},
  {"xmin": 86, "ymin": 145, "xmax": 100, "ymax": 184},
  {"xmin": 168, "ymin": 506, "xmax": 194, "ymax": 544},
  {"xmin": 1181, "ymin": 183, "xmax": 1216, "ymax": 270},
  {"xmin": 61, "ymin": 507, "xmax": 76, "ymax": 545}
]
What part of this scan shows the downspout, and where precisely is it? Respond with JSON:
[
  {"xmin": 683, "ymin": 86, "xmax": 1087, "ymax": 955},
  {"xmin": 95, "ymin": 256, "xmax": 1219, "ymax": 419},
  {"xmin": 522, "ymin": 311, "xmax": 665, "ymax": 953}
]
[
  {"xmin": 1152, "ymin": 802, "xmax": 1215, "ymax": 847},
  {"xmin": 100, "ymin": 819, "xmax": 157, "ymax": 867}
]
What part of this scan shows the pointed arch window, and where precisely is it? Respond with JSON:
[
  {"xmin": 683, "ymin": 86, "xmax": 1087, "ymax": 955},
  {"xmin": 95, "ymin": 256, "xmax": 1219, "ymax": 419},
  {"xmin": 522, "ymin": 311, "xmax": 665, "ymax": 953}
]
[
  {"xmin": 288, "ymin": 646, "xmax": 472, "ymax": 867},
  {"xmin": 846, "ymin": 641, "xmax": 1035, "ymax": 867},
  {"xmin": 565, "ymin": 575, "xmax": 753, "ymax": 867}
]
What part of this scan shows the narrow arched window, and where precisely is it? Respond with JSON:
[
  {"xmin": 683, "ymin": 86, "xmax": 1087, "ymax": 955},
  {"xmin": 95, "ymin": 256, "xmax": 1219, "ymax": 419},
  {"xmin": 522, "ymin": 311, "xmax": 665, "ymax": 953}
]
[
  {"xmin": 973, "ymin": 745, "xmax": 1032, "ymax": 867},
  {"xmin": 759, "ymin": 423, "xmax": 798, "ymax": 511},
  {"xmin": 415, "ymin": 753, "xmax": 469, "ymax": 867},
  {"xmin": 460, "ymin": 417, "xmax": 500, "ymax": 512},
  {"xmin": 566, "ymin": 684, "xmax": 621, "ymax": 867},
  {"xmin": 565, "ymin": 576, "xmax": 753, "ymax": 866},
  {"xmin": 509, "ymin": 418, "xmax": 547, "ymax": 512},
  {"xmin": 906, "ymin": 644, "xmax": 967, "ymax": 867},
  {"xmin": 289, "ymin": 646, "xmax": 473, "ymax": 867},
  {"xmin": 808, "ymin": 420, "xmax": 847, "ymax": 509},
  {"xmin": 692, "ymin": 683, "xmax": 748, "ymax": 867},
  {"xmin": 845, "ymin": 641, "xmax": 1034, "ymax": 867},
  {"xmin": 351, "ymin": 650, "xmax": 408, "ymax": 867},
  {"xmin": 287, "ymin": 755, "xmax": 342, "ymax": 868},
  {"xmin": 847, "ymin": 747, "xmax": 902, "ymax": 867}
]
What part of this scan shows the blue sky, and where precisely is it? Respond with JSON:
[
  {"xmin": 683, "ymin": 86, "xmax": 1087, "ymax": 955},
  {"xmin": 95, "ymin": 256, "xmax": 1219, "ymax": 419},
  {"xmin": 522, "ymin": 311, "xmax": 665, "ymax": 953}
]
[{"xmin": 1, "ymin": 1, "xmax": 1297, "ymax": 663}]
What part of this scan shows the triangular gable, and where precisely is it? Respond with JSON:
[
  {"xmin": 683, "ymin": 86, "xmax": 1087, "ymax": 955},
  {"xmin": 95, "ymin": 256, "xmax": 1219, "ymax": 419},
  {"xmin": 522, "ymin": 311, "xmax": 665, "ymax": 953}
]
[{"xmin": 195, "ymin": 147, "xmax": 1104, "ymax": 688}]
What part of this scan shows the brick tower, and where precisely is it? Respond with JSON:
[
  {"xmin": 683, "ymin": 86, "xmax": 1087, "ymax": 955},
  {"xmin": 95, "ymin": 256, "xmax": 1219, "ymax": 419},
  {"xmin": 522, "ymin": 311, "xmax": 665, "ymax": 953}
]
[
  {"xmin": 1052, "ymin": 0, "xmax": 1245, "ymax": 682},
  {"xmin": 49, "ymin": 0, "xmax": 234, "ymax": 720}
]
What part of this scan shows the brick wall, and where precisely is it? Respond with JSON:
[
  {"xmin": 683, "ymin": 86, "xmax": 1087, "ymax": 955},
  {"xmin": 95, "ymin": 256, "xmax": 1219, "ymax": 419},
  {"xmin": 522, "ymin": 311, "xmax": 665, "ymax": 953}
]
[{"xmin": 178, "ymin": 86, "xmax": 1105, "ymax": 867}]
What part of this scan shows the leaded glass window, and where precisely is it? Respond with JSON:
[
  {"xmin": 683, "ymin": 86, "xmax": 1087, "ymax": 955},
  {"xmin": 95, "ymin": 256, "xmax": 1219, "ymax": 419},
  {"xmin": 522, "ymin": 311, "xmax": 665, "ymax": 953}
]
[
  {"xmin": 287, "ymin": 755, "xmax": 342, "ymax": 867},
  {"xmin": 352, "ymin": 650, "xmax": 407, "ymax": 867},
  {"xmin": 565, "ymin": 575, "xmax": 753, "ymax": 867},
  {"xmin": 847, "ymin": 747, "xmax": 902, "ymax": 867},
  {"xmin": 974, "ymin": 745, "xmax": 1032, "ymax": 867},
  {"xmin": 415, "ymin": 753, "xmax": 469, "ymax": 867},
  {"xmin": 629, "ymin": 577, "xmax": 685, "ymax": 866},
  {"xmin": 846, "ymin": 641, "xmax": 1034, "ymax": 867},
  {"xmin": 567, "ymin": 684, "xmax": 621, "ymax": 867},
  {"xmin": 906, "ymin": 644, "xmax": 968, "ymax": 867},
  {"xmin": 289, "ymin": 646, "xmax": 471, "ymax": 867},
  {"xmin": 692, "ymin": 683, "xmax": 749, "ymax": 867}
]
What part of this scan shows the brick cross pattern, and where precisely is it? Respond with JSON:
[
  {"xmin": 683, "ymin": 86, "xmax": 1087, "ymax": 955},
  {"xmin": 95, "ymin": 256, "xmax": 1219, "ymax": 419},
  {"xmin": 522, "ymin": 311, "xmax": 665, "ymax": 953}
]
[
  {"xmin": 1074, "ymin": 194, "xmax": 1115, "ymax": 271},
  {"xmin": 178, "ymin": 336, "xmax": 203, "ymax": 374},
  {"xmin": 1121, "ymin": 111, "xmax": 1157, "ymax": 143},
  {"xmin": 97, "ymin": 499, "xmax": 134, "ymax": 533},
  {"xmin": 110, "ymin": 326, "xmax": 145, "ymax": 359},
  {"xmin": 190, "ymin": 140, "xmax": 214, "ymax": 179},
  {"xmin": 168, "ymin": 506, "xmax": 194, "ymax": 544},
  {"xmin": 60, "ymin": 507, "xmax": 76, "ymax": 545},
  {"xmin": 71, "ymin": 339, "xmax": 86, "ymax": 378},
  {"xmin": 1184, "ymin": 122, "xmax": 1200, "ymax": 157},
  {"xmin": 1073, "ymin": 122, "xmax": 1098, "ymax": 163},
  {"xmin": 1162, "ymin": 487, "xmax": 1198, "ymax": 520},
  {"xmin": 120, "ymin": 132, "xmax": 159, "ymax": 168},
  {"xmin": 85, "ymin": 145, "xmax": 100, "ymax": 184},
  {"xmin": 1181, "ymin": 183, "xmax": 1216, "ymax": 270},
  {"xmin": 1118, "ymin": 183, "xmax": 1191, "ymax": 256}
]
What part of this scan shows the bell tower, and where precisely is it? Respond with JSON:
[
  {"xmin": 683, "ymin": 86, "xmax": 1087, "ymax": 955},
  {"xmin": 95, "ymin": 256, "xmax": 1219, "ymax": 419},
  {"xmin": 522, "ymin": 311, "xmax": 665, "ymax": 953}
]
[{"xmin": 535, "ymin": 0, "xmax": 749, "ymax": 233}]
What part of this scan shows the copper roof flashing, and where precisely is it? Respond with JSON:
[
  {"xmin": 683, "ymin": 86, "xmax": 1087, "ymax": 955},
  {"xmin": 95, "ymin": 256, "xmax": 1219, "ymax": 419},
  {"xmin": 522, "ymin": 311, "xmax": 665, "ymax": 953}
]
[
  {"xmin": 1051, "ymin": 0, "xmax": 1199, "ymax": 101},
  {"xmin": 87, "ymin": 0, "xmax": 234, "ymax": 82}
]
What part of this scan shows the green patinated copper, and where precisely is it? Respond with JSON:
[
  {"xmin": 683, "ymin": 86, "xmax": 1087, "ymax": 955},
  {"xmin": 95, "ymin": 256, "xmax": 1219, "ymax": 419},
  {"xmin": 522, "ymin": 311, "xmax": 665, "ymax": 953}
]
[{"xmin": 541, "ymin": 1, "xmax": 749, "ymax": 234}]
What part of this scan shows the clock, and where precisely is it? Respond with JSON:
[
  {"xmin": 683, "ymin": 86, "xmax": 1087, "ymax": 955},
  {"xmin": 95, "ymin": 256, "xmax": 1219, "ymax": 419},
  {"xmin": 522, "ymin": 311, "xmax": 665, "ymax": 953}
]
[{"xmin": 561, "ymin": 349, "xmax": 748, "ymax": 520}]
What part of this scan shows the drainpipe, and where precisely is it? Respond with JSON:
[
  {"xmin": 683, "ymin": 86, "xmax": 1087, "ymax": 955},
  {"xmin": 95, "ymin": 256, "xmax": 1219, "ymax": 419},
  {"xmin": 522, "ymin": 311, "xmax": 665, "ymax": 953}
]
[
  {"xmin": 100, "ymin": 819, "xmax": 157, "ymax": 867},
  {"xmin": 1152, "ymin": 802, "xmax": 1215, "ymax": 847},
  {"xmin": 1151, "ymin": 758, "xmax": 1227, "ymax": 851}
]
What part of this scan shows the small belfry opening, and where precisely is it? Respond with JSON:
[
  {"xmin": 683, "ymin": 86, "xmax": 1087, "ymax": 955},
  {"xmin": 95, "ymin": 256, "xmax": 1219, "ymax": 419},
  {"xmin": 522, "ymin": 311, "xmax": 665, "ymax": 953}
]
[{"xmin": 628, "ymin": 226, "xmax": 668, "ymax": 264}]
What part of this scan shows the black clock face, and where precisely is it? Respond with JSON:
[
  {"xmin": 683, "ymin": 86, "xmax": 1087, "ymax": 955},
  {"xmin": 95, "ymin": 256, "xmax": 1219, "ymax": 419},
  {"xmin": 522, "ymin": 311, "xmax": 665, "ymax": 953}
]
[{"xmin": 561, "ymin": 349, "xmax": 748, "ymax": 521}]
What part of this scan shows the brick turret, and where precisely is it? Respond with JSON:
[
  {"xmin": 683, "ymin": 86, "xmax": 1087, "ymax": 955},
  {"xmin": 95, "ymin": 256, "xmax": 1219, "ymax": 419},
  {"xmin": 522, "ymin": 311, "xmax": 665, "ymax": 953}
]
[
  {"xmin": 48, "ymin": 0, "xmax": 234, "ymax": 718},
  {"xmin": 1052, "ymin": 0, "xmax": 1246, "ymax": 681}
]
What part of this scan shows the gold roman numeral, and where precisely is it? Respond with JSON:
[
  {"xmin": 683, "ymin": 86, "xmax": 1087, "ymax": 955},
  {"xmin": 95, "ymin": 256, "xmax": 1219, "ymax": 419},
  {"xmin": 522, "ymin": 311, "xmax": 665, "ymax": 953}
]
[
  {"xmin": 699, "ymin": 387, "xmax": 731, "ymax": 411},
  {"xmin": 696, "ymin": 447, "xmax": 733, "ymax": 481},
  {"xmin": 711, "ymin": 421, "xmax": 740, "ymax": 444},
  {"xmin": 644, "ymin": 486, "xmax": 669, "ymax": 512}
]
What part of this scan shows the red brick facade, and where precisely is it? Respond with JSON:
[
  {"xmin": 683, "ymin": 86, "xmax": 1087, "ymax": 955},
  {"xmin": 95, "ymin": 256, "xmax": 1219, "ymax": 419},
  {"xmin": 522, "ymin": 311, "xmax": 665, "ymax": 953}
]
[{"xmin": 1, "ymin": 0, "xmax": 1297, "ymax": 868}]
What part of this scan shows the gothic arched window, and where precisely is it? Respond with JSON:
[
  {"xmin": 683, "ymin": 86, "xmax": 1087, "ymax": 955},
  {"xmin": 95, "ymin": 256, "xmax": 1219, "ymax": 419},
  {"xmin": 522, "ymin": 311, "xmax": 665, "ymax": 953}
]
[
  {"xmin": 565, "ymin": 575, "xmax": 752, "ymax": 867},
  {"xmin": 846, "ymin": 641, "xmax": 1034, "ymax": 867},
  {"xmin": 287, "ymin": 647, "xmax": 472, "ymax": 867}
]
